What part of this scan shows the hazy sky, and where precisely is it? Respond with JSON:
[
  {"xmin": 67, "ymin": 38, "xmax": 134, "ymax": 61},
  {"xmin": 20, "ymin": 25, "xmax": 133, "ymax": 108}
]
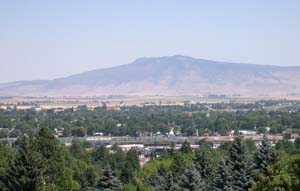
[{"xmin": 1, "ymin": 0, "xmax": 300, "ymax": 83}]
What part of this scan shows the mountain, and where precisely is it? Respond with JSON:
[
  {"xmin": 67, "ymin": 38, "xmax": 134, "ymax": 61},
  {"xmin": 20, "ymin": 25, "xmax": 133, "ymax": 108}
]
[{"xmin": 1, "ymin": 55, "xmax": 300, "ymax": 97}]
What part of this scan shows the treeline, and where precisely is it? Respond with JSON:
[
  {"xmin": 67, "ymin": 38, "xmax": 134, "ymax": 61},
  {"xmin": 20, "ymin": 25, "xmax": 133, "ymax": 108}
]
[
  {"xmin": 1, "ymin": 127, "xmax": 300, "ymax": 190},
  {"xmin": 0, "ymin": 127, "xmax": 140, "ymax": 191},
  {"xmin": 138, "ymin": 137, "xmax": 300, "ymax": 191},
  {"xmin": 1, "ymin": 103, "xmax": 300, "ymax": 138}
]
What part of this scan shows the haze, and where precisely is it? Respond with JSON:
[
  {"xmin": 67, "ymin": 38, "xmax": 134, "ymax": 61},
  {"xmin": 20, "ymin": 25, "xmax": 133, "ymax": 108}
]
[{"xmin": 1, "ymin": 0, "xmax": 300, "ymax": 83}]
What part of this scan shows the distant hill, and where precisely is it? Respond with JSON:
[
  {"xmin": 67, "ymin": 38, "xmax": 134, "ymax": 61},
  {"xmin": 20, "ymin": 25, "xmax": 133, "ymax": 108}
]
[{"xmin": 1, "ymin": 55, "xmax": 300, "ymax": 96}]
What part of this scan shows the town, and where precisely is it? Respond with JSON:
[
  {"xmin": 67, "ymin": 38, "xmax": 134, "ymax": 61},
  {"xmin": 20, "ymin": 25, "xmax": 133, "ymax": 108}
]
[{"xmin": 1, "ymin": 97, "xmax": 299, "ymax": 167}]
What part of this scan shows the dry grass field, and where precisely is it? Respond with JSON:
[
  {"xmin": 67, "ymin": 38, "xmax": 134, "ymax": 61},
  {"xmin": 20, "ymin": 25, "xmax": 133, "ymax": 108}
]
[{"xmin": 0, "ymin": 95, "xmax": 299, "ymax": 110}]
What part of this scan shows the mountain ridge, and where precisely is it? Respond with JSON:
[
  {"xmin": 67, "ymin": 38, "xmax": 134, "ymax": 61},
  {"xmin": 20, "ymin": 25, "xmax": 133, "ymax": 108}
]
[{"xmin": 1, "ymin": 55, "xmax": 300, "ymax": 96}]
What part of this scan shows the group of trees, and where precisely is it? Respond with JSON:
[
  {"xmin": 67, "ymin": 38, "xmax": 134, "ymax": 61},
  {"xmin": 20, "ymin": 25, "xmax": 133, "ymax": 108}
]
[
  {"xmin": 0, "ymin": 101, "xmax": 300, "ymax": 190},
  {"xmin": 143, "ymin": 138, "xmax": 300, "ymax": 191},
  {"xmin": 1, "ymin": 101, "xmax": 300, "ymax": 138},
  {"xmin": 0, "ymin": 127, "xmax": 74, "ymax": 190},
  {"xmin": 1, "ymin": 127, "xmax": 300, "ymax": 190},
  {"xmin": 0, "ymin": 127, "xmax": 140, "ymax": 191}
]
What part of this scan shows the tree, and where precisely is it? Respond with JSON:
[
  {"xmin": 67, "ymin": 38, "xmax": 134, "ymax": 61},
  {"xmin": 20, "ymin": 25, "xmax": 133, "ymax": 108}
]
[
  {"xmin": 109, "ymin": 145, "xmax": 126, "ymax": 177},
  {"xmin": 70, "ymin": 139, "xmax": 85, "ymax": 157},
  {"xmin": 0, "ymin": 136, "xmax": 46, "ymax": 191},
  {"xmin": 213, "ymin": 159, "xmax": 234, "ymax": 191},
  {"xmin": 0, "ymin": 129, "xmax": 9, "ymax": 138},
  {"xmin": 250, "ymin": 138, "xmax": 293, "ymax": 190},
  {"xmin": 120, "ymin": 149, "xmax": 139, "ymax": 183},
  {"xmin": 0, "ymin": 141, "xmax": 13, "ymax": 172},
  {"xmin": 97, "ymin": 165, "xmax": 123, "ymax": 191},
  {"xmin": 168, "ymin": 142, "xmax": 176, "ymax": 156},
  {"xmin": 92, "ymin": 145, "xmax": 109, "ymax": 162},
  {"xmin": 56, "ymin": 168, "xmax": 80, "ymax": 191},
  {"xmin": 215, "ymin": 138, "xmax": 252, "ymax": 191},
  {"xmin": 294, "ymin": 137, "xmax": 300, "ymax": 150},
  {"xmin": 275, "ymin": 140, "xmax": 295, "ymax": 154},
  {"xmin": 62, "ymin": 128, "xmax": 72, "ymax": 137},
  {"xmin": 254, "ymin": 138, "xmax": 276, "ymax": 173},
  {"xmin": 77, "ymin": 166, "xmax": 99, "ymax": 190},
  {"xmin": 72, "ymin": 127, "xmax": 87, "ymax": 137},
  {"xmin": 244, "ymin": 138, "xmax": 256, "ymax": 155},
  {"xmin": 32, "ymin": 127, "xmax": 64, "ymax": 189},
  {"xmin": 287, "ymin": 156, "xmax": 300, "ymax": 190},
  {"xmin": 249, "ymin": 162, "xmax": 291, "ymax": 191},
  {"xmin": 147, "ymin": 164, "xmax": 167, "ymax": 190},
  {"xmin": 193, "ymin": 144, "xmax": 214, "ymax": 188},
  {"xmin": 147, "ymin": 164, "xmax": 175, "ymax": 191},
  {"xmin": 175, "ymin": 162, "xmax": 205, "ymax": 191},
  {"xmin": 228, "ymin": 137, "xmax": 252, "ymax": 191},
  {"xmin": 126, "ymin": 149, "xmax": 140, "ymax": 170},
  {"xmin": 180, "ymin": 141, "xmax": 192, "ymax": 154},
  {"xmin": 170, "ymin": 153, "xmax": 187, "ymax": 177}
]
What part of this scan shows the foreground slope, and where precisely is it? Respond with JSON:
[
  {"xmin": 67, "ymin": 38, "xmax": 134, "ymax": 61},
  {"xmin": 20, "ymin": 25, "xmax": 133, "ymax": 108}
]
[{"xmin": 1, "ymin": 55, "xmax": 300, "ymax": 96}]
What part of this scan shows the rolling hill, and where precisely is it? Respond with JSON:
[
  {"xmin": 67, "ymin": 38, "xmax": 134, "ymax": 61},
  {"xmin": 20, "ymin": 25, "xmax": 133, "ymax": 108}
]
[{"xmin": 1, "ymin": 55, "xmax": 300, "ymax": 96}]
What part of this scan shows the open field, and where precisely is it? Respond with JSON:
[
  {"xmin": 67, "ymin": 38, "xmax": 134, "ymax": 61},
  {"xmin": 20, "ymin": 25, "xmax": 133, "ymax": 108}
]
[{"xmin": 1, "ymin": 95, "xmax": 300, "ymax": 110}]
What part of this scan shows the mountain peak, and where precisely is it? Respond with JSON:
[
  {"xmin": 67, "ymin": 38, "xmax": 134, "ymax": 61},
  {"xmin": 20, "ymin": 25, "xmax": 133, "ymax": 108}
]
[
  {"xmin": 132, "ymin": 55, "xmax": 197, "ymax": 66},
  {"xmin": 173, "ymin": 54, "xmax": 195, "ymax": 60},
  {"xmin": 134, "ymin": 54, "xmax": 193, "ymax": 60}
]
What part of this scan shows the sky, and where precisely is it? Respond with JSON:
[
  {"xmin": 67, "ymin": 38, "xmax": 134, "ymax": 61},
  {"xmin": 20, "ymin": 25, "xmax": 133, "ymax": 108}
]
[{"xmin": 1, "ymin": 0, "xmax": 300, "ymax": 83}]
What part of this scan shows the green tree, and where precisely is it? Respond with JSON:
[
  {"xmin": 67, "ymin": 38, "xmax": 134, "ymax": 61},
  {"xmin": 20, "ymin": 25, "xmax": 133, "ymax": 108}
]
[
  {"xmin": 254, "ymin": 138, "xmax": 276, "ymax": 173},
  {"xmin": 147, "ymin": 164, "xmax": 175, "ymax": 191},
  {"xmin": 147, "ymin": 164, "xmax": 167, "ymax": 190},
  {"xmin": 70, "ymin": 139, "xmax": 85, "ymax": 156},
  {"xmin": 0, "ymin": 136, "xmax": 46, "ymax": 191},
  {"xmin": 175, "ymin": 162, "xmax": 205, "ymax": 191},
  {"xmin": 109, "ymin": 145, "xmax": 126, "ymax": 177},
  {"xmin": 216, "ymin": 137, "xmax": 252, "ymax": 191},
  {"xmin": 0, "ymin": 141, "xmax": 13, "ymax": 172},
  {"xmin": 193, "ymin": 144, "xmax": 214, "ymax": 188},
  {"xmin": 56, "ymin": 168, "xmax": 80, "ymax": 191},
  {"xmin": 294, "ymin": 137, "xmax": 300, "ymax": 150},
  {"xmin": 76, "ymin": 166, "xmax": 99, "ymax": 190},
  {"xmin": 180, "ymin": 141, "xmax": 192, "ymax": 154},
  {"xmin": 244, "ymin": 138, "xmax": 256, "ymax": 155},
  {"xmin": 126, "ymin": 149, "xmax": 140, "ymax": 170},
  {"xmin": 121, "ymin": 149, "xmax": 140, "ymax": 183},
  {"xmin": 287, "ymin": 156, "xmax": 300, "ymax": 190},
  {"xmin": 251, "ymin": 137, "xmax": 293, "ymax": 191},
  {"xmin": 213, "ymin": 159, "xmax": 233, "ymax": 191},
  {"xmin": 275, "ymin": 140, "xmax": 295, "ymax": 154},
  {"xmin": 97, "ymin": 165, "xmax": 123, "ymax": 191},
  {"xmin": 0, "ymin": 129, "xmax": 9, "ymax": 138},
  {"xmin": 249, "ymin": 162, "xmax": 291, "ymax": 191},
  {"xmin": 92, "ymin": 145, "xmax": 109, "ymax": 162},
  {"xmin": 32, "ymin": 127, "xmax": 64, "ymax": 189},
  {"xmin": 170, "ymin": 153, "xmax": 188, "ymax": 177},
  {"xmin": 228, "ymin": 137, "xmax": 253, "ymax": 191}
]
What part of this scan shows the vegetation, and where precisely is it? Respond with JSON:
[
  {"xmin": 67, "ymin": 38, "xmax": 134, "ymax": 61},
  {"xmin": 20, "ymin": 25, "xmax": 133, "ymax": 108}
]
[
  {"xmin": 0, "ymin": 101, "xmax": 300, "ymax": 138},
  {"xmin": 0, "ymin": 101, "xmax": 300, "ymax": 190},
  {"xmin": 0, "ymin": 127, "xmax": 299, "ymax": 190}
]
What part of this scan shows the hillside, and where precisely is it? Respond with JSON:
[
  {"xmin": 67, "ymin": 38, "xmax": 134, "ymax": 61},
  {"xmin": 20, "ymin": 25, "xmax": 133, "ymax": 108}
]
[{"xmin": 1, "ymin": 55, "xmax": 300, "ymax": 96}]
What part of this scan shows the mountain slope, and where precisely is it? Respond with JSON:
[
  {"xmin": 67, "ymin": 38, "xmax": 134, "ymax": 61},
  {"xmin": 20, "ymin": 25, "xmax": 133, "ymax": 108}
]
[{"xmin": 1, "ymin": 55, "xmax": 300, "ymax": 96}]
